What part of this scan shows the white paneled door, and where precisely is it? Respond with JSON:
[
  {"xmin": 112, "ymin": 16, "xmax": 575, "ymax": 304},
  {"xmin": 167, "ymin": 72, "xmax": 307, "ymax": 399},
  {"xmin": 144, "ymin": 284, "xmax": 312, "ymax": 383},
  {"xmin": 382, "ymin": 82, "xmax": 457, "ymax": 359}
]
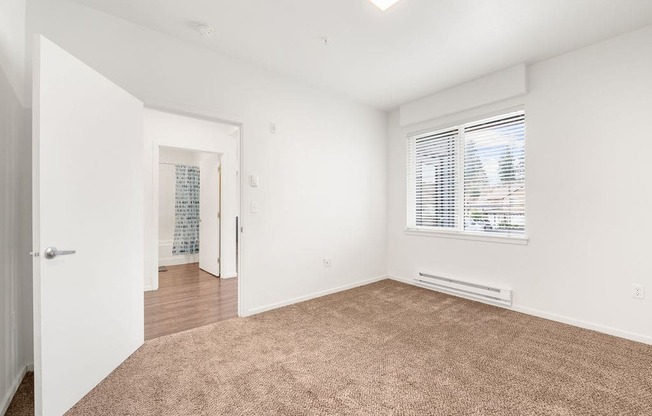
[
  {"xmin": 199, "ymin": 154, "xmax": 221, "ymax": 276},
  {"xmin": 32, "ymin": 36, "xmax": 144, "ymax": 416}
]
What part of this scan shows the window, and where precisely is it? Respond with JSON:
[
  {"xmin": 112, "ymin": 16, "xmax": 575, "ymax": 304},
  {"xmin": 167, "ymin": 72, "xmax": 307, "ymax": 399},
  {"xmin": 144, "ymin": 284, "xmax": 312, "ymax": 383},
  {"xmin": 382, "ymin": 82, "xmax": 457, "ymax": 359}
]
[{"xmin": 407, "ymin": 110, "xmax": 526, "ymax": 238}]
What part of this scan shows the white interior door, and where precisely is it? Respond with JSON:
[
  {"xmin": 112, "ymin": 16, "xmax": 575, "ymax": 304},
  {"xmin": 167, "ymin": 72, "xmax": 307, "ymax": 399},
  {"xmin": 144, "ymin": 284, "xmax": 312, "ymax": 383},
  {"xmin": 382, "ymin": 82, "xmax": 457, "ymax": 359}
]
[
  {"xmin": 32, "ymin": 36, "xmax": 144, "ymax": 416},
  {"xmin": 199, "ymin": 154, "xmax": 221, "ymax": 276}
]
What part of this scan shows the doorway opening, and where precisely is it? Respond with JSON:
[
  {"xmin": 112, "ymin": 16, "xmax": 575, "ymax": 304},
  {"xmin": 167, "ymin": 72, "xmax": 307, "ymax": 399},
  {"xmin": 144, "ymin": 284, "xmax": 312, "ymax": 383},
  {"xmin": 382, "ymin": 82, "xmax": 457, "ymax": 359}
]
[{"xmin": 144, "ymin": 108, "xmax": 241, "ymax": 340}]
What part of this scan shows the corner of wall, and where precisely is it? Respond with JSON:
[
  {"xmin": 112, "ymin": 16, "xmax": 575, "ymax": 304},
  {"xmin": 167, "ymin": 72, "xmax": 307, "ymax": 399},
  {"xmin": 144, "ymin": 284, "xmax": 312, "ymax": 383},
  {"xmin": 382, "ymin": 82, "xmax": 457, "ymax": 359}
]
[{"xmin": 0, "ymin": 55, "xmax": 33, "ymax": 416}]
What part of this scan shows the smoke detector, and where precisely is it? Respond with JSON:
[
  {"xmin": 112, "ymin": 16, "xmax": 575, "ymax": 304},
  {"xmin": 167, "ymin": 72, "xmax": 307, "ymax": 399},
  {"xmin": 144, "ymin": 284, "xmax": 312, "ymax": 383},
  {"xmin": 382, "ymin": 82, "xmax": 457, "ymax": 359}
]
[{"xmin": 196, "ymin": 24, "xmax": 215, "ymax": 38}]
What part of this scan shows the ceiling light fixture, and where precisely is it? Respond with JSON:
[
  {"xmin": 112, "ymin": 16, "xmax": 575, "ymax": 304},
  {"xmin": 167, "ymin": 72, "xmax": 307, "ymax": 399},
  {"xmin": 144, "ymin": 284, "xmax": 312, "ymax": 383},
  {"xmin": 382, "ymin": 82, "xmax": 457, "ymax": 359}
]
[
  {"xmin": 369, "ymin": 0, "xmax": 401, "ymax": 11},
  {"xmin": 196, "ymin": 23, "xmax": 215, "ymax": 38}
]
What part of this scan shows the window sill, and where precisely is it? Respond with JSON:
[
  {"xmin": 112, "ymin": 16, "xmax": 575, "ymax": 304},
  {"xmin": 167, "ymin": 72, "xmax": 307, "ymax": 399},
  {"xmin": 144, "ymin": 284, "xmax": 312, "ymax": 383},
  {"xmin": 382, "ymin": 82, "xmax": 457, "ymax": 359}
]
[{"xmin": 404, "ymin": 228, "xmax": 529, "ymax": 245}]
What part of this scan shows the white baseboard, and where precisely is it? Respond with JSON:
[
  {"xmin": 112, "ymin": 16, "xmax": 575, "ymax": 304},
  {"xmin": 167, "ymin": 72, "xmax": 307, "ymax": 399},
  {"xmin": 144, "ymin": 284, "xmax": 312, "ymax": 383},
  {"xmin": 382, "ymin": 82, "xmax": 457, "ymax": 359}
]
[
  {"xmin": 220, "ymin": 273, "xmax": 237, "ymax": 279},
  {"xmin": 158, "ymin": 254, "xmax": 199, "ymax": 267},
  {"xmin": 243, "ymin": 275, "xmax": 388, "ymax": 317},
  {"xmin": 389, "ymin": 275, "xmax": 652, "ymax": 345},
  {"xmin": 511, "ymin": 305, "xmax": 652, "ymax": 345},
  {"xmin": 26, "ymin": 363, "xmax": 34, "ymax": 372},
  {"xmin": 388, "ymin": 275, "xmax": 413, "ymax": 285},
  {"xmin": 0, "ymin": 365, "xmax": 28, "ymax": 415}
]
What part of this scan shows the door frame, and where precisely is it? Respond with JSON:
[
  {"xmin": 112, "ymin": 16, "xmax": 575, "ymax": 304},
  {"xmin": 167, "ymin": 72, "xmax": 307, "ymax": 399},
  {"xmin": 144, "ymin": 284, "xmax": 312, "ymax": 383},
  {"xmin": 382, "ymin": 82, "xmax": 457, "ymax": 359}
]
[
  {"xmin": 157, "ymin": 146, "xmax": 222, "ymax": 275},
  {"xmin": 144, "ymin": 102, "xmax": 244, "ymax": 318}
]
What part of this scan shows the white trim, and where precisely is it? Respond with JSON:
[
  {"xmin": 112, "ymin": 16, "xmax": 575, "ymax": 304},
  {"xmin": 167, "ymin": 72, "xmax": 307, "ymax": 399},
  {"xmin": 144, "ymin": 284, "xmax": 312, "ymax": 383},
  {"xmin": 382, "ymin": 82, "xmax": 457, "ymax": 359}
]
[
  {"xmin": 143, "ymin": 100, "xmax": 244, "ymax": 318},
  {"xmin": 404, "ymin": 228, "xmax": 528, "ymax": 245},
  {"xmin": 158, "ymin": 254, "xmax": 200, "ymax": 267},
  {"xmin": 406, "ymin": 107, "xmax": 527, "ymax": 242},
  {"xmin": 152, "ymin": 143, "xmax": 223, "ymax": 289},
  {"xmin": 406, "ymin": 104, "xmax": 526, "ymax": 139},
  {"xmin": 220, "ymin": 273, "xmax": 238, "ymax": 279},
  {"xmin": 389, "ymin": 276, "xmax": 652, "ymax": 346},
  {"xmin": 389, "ymin": 275, "xmax": 414, "ymax": 285},
  {"xmin": 0, "ymin": 366, "xmax": 28, "ymax": 415},
  {"xmin": 243, "ymin": 275, "xmax": 388, "ymax": 317},
  {"xmin": 144, "ymin": 285, "xmax": 154, "ymax": 292},
  {"xmin": 511, "ymin": 305, "xmax": 652, "ymax": 346},
  {"xmin": 456, "ymin": 126, "xmax": 464, "ymax": 229}
]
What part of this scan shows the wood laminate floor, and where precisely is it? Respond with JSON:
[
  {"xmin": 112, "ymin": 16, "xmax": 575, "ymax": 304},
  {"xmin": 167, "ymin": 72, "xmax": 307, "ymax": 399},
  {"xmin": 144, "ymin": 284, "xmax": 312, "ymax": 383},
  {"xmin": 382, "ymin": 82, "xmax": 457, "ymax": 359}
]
[{"xmin": 144, "ymin": 263, "xmax": 238, "ymax": 340}]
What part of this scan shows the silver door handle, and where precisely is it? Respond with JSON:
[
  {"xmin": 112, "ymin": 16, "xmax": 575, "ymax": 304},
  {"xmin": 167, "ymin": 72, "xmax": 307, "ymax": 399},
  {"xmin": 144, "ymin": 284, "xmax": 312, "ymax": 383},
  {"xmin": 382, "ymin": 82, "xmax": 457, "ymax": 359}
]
[{"xmin": 44, "ymin": 247, "xmax": 76, "ymax": 260}]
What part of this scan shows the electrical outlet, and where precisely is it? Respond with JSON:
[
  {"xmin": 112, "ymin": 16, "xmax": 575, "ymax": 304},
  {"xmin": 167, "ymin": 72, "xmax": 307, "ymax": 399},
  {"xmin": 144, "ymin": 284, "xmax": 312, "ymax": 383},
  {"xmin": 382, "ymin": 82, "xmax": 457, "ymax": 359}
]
[
  {"xmin": 632, "ymin": 284, "xmax": 645, "ymax": 299},
  {"xmin": 269, "ymin": 123, "xmax": 277, "ymax": 134},
  {"xmin": 323, "ymin": 258, "xmax": 332, "ymax": 268}
]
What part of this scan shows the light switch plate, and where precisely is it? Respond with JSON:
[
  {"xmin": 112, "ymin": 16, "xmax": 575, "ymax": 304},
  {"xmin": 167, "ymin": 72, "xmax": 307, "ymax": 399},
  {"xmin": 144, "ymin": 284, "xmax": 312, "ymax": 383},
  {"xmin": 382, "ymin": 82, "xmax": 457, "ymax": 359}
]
[{"xmin": 249, "ymin": 175, "xmax": 259, "ymax": 187}]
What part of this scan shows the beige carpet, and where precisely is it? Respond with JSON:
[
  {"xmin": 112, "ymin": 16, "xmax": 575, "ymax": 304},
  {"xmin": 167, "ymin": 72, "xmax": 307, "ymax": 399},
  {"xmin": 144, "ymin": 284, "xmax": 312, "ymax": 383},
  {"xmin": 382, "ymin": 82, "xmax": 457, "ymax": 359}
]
[
  {"xmin": 5, "ymin": 372, "xmax": 33, "ymax": 416},
  {"xmin": 63, "ymin": 280, "xmax": 652, "ymax": 415}
]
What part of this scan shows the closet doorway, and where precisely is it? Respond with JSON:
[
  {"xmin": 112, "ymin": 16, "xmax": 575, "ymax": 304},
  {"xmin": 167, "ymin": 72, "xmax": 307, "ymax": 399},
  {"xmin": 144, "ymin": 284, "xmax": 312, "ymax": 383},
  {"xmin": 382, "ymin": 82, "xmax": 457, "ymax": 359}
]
[{"xmin": 158, "ymin": 149, "xmax": 221, "ymax": 275}]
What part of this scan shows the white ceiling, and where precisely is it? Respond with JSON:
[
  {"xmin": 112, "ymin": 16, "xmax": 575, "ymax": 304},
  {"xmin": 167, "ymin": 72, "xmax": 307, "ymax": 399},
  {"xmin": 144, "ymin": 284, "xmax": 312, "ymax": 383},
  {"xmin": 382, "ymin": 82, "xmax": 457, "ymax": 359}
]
[{"xmin": 72, "ymin": 0, "xmax": 652, "ymax": 111}]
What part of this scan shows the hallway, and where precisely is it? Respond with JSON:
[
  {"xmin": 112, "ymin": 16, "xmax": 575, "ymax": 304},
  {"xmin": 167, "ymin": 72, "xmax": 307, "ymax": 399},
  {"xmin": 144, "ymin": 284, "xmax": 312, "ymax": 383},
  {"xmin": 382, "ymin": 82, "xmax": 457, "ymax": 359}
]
[{"xmin": 145, "ymin": 263, "xmax": 238, "ymax": 340}]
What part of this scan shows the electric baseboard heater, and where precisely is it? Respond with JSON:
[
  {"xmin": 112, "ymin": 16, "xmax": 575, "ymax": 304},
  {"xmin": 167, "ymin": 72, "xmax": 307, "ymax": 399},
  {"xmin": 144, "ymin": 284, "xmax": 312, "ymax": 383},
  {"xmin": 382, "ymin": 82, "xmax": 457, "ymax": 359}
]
[{"xmin": 414, "ymin": 272, "xmax": 512, "ymax": 306}]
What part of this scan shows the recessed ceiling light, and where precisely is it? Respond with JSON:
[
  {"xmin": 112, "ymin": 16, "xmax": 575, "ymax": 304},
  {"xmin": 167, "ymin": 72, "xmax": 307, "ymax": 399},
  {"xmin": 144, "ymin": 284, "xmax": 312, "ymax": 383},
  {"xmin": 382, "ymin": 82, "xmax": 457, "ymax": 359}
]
[{"xmin": 369, "ymin": 0, "xmax": 401, "ymax": 11}]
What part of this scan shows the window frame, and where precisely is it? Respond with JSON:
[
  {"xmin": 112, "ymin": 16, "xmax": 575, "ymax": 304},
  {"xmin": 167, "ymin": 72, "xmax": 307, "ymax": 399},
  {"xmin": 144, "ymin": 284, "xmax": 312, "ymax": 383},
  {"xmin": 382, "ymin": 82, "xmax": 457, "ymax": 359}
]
[{"xmin": 405, "ymin": 108, "xmax": 528, "ymax": 245}]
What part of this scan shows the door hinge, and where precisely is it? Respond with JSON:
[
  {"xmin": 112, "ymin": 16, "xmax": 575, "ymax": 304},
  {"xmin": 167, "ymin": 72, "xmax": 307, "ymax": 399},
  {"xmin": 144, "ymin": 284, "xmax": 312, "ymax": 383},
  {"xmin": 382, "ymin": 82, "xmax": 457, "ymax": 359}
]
[{"xmin": 218, "ymin": 212, "xmax": 221, "ymax": 219}]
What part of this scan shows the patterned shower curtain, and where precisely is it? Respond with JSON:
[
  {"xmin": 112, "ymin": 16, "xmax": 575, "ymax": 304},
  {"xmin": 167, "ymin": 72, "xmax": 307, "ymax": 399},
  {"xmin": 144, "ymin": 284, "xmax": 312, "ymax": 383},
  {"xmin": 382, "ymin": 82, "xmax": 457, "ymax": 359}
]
[{"xmin": 172, "ymin": 165, "xmax": 200, "ymax": 255}]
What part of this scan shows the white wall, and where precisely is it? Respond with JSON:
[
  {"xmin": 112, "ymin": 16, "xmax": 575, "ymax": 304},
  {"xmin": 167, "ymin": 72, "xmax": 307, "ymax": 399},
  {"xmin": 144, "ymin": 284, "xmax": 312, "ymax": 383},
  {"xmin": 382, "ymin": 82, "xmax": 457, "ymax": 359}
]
[
  {"xmin": 26, "ymin": 0, "xmax": 388, "ymax": 314},
  {"xmin": 0, "ymin": 0, "xmax": 27, "ymax": 106},
  {"xmin": 388, "ymin": 25, "xmax": 652, "ymax": 344},
  {"xmin": 10, "ymin": 0, "xmax": 650, "ymax": 381},
  {"xmin": 0, "ymin": 60, "xmax": 32, "ymax": 416},
  {"xmin": 145, "ymin": 109, "xmax": 239, "ymax": 289},
  {"xmin": 158, "ymin": 147, "xmax": 201, "ymax": 267},
  {"xmin": 0, "ymin": 0, "xmax": 33, "ymax": 412},
  {"xmin": 159, "ymin": 147, "xmax": 200, "ymax": 165},
  {"xmin": 399, "ymin": 64, "xmax": 527, "ymax": 126}
]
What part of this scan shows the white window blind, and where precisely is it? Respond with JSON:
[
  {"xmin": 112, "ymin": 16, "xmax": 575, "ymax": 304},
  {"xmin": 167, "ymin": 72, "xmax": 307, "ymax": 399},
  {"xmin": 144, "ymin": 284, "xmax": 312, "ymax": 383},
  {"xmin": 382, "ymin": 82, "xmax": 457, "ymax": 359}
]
[
  {"xmin": 407, "ymin": 128, "xmax": 458, "ymax": 229},
  {"xmin": 407, "ymin": 110, "xmax": 526, "ymax": 237},
  {"xmin": 463, "ymin": 111, "xmax": 525, "ymax": 236}
]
